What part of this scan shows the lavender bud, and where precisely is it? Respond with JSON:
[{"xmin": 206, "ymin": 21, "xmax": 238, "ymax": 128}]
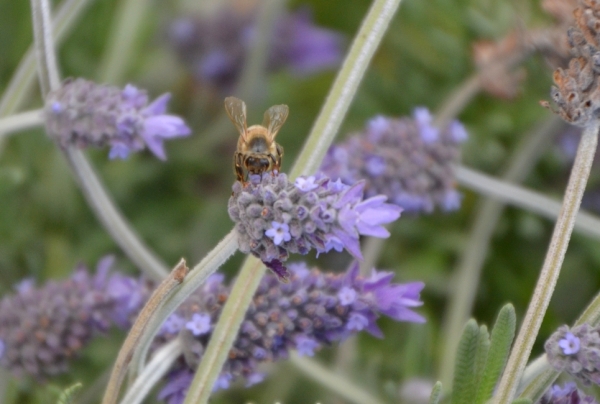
[
  {"xmin": 45, "ymin": 78, "xmax": 191, "ymax": 160},
  {"xmin": 539, "ymin": 382, "xmax": 598, "ymax": 404},
  {"xmin": 0, "ymin": 256, "xmax": 150, "ymax": 380},
  {"xmin": 157, "ymin": 262, "xmax": 425, "ymax": 402},
  {"xmin": 319, "ymin": 109, "xmax": 467, "ymax": 214},
  {"xmin": 167, "ymin": 8, "xmax": 343, "ymax": 92},
  {"xmin": 228, "ymin": 173, "xmax": 402, "ymax": 281},
  {"xmin": 545, "ymin": 324, "xmax": 600, "ymax": 385}
]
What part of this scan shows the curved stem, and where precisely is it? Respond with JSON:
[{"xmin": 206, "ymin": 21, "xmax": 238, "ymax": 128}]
[
  {"xmin": 102, "ymin": 260, "xmax": 189, "ymax": 404},
  {"xmin": 0, "ymin": 0, "xmax": 92, "ymax": 117},
  {"xmin": 183, "ymin": 1, "xmax": 404, "ymax": 403},
  {"xmin": 456, "ymin": 165, "xmax": 600, "ymax": 240},
  {"xmin": 492, "ymin": 122, "xmax": 599, "ymax": 403},
  {"xmin": 438, "ymin": 117, "xmax": 564, "ymax": 387},
  {"xmin": 129, "ymin": 231, "xmax": 238, "ymax": 378},
  {"xmin": 433, "ymin": 74, "xmax": 481, "ymax": 128},
  {"xmin": 29, "ymin": 0, "xmax": 60, "ymax": 94},
  {"xmin": 119, "ymin": 338, "xmax": 183, "ymax": 404},
  {"xmin": 62, "ymin": 148, "xmax": 169, "ymax": 280}
]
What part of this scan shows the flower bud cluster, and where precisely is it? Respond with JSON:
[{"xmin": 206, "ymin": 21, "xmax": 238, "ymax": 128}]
[
  {"xmin": 545, "ymin": 323, "xmax": 600, "ymax": 385},
  {"xmin": 45, "ymin": 78, "xmax": 190, "ymax": 160},
  {"xmin": 0, "ymin": 257, "xmax": 150, "ymax": 379},
  {"xmin": 228, "ymin": 173, "xmax": 402, "ymax": 280},
  {"xmin": 157, "ymin": 262, "xmax": 425, "ymax": 402},
  {"xmin": 545, "ymin": 0, "xmax": 600, "ymax": 126},
  {"xmin": 319, "ymin": 109, "xmax": 467, "ymax": 213},
  {"xmin": 167, "ymin": 8, "xmax": 343, "ymax": 92}
]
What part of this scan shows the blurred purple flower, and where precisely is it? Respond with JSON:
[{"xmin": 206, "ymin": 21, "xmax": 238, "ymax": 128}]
[
  {"xmin": 0, "ymin": 256, "xmax": 150, "ymax": 380},
  {"xmin": 539, "ymin": 382, "xmax": 598, "ymax": 404},
  {"xmin": 228, "ymin": 172, "xmax": 402, "ymax": 281},
  {"xmin": 45, "ymin": 78, "xmax": 190, "ymax": 160},
  {"xmin": 157, "ymin": 262, "xmax": 425, "ymax": 402},
  {"xmin": 320, "ymin": 108, "xmax": 468, "ymax": 214},
  {"xmin": 185, "ymin": 313, "xmax": 212, "ymax": 336},
  {"xmin": 167, "ymin": 7, "xmax": 343, "ymax": 92}
]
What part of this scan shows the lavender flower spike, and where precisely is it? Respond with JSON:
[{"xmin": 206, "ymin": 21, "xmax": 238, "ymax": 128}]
[
  {"xmin": 45, "ymin": 78, "xmax": 191, "ymax": 160},
  {"xmin": 320, "ymin": 109, "xmax": 467, "ymax": 213},
  {"xmin": 539, "ymin": 382, "xmax": 598, "ymax": 404},
  {"xmin": 545, "ymin": 323, "xmax": 600, "ymax": 386},
  {"xmin": 157, "ymin": 262, "xmax": 425, "ymax": 403},
  {"xmin": 0, "ymin": 256, "xmax": 150, "ymax": 380},
  {"xmin": 228, "ymin": 172, "xmax": 402, "ymax": 280}
]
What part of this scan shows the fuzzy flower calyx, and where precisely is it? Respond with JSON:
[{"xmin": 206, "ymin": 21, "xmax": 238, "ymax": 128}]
[
  {"xmin": 45, "ymin": 78, "xmax": 191, "ymax": 160},
  {"xmin": 546, "ymin": 323, "xmax": 600, "ymax": 386},
  {"xmin": 543, "ymin": 0, "xmax": 600, "ymax": 126},
  {"xmin": 157, "ymin": 262, "xmax": 425, "ymax": 402},
  {"xmin": 320, "ymin": 109, "xmax": 467, "ymax": 214},
  {"xmin": 228, "ymin": 172, "xmax": 402, "ymax": 281},
  {"xmin": 0, "ymin": 256, "xmax": 150, "ymax": 379}
]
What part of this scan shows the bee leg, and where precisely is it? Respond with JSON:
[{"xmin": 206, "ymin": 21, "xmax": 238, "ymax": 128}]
[
  {"xmin": 272, "ymin": 143, "xmax": 284, "ymax": 176},
  {"xmin": 234, "ymin": 151, "xmax": 246, "ymax": 185}
]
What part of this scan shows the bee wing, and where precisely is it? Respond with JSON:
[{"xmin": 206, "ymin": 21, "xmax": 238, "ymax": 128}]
[
  {"xmin": 224, "ymin": 97, "xmax": 248, "ymax": 139},
  {"xmin": 262, "ymin": 104, "xmax": 289, "ymax": 140}
]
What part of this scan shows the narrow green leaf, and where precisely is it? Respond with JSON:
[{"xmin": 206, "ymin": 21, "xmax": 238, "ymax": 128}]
[
  {"xmin": 473, "ymin": 324, "xmax": 490, "ymax": 398},
  {"xmin": 475, "ymin": 304, "xmax": 516, "ymax": 404},
  {"xmin": 56, "ymin": 382, "xmax": 82, "ymax": 404},
  {"xmin": 451, "ymin": 319, "xmax": 480, "ymax": 404},
  {"xmin": 511, "ymin": 399, "xmax": 532, "ymax": 404},
  {"xmin": 429, "ymin": 381, "xmax": 442, "ymax": 404}
]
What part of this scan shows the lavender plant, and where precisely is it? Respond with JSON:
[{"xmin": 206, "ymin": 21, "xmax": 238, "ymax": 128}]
[{"xmin": 5, "ymin": 0, "xmax": 600, "ymax": 404}]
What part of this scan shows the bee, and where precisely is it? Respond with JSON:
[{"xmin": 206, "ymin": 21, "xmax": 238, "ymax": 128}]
[{"xmin": 224, "ymin": 97, "xmax": 289, "ymax": 184}]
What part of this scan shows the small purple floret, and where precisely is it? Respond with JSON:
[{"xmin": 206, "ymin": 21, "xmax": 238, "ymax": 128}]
[{"xmin": 558, "ymin": 332, "xmax": 580, "ymax": 355}]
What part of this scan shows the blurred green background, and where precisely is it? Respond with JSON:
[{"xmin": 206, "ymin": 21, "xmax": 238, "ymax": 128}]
[{"xmin": 1, "ymin": 0, "xmax": 598, "ymax": 402}]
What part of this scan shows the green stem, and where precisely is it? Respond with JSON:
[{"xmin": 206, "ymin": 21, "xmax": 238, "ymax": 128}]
[
  {"xmin": 0, "ymin": 109, "xmax": 44, "ymax": 140},
  {"xmin": 29, "ymin": 0, "xmax": 61, "ymax": 93},
  {"xmin": 0, "ymin": 0, "xmax": 93, "ymax": 117},
  {"xmin": 455, "ymin": 165, "xmax": 600, "ymax": 240},
  {"xmin": 129, "ymin": 231, "xmax": 238, "ymax": 379},
  {"xmin": 183, "ymin": 0, "xmax": 403, "ymax": 402},
  {"xmin": 290, "ymin": 353, "xmax": 388, "ymax": 404},
  {"xmin": 62, "ymin": 148, "xmax": 169, "ymax": 281},
  {"xmin": 438, "ymin": 117, "xmax": 564, "ymax": 387},
  {"xmin": 492, "ymin": 122, "xmax": 599, "ymax": 403},
  {"xmin": 98, "ymin": 0, "xmax": 151, "ymax": 84}
]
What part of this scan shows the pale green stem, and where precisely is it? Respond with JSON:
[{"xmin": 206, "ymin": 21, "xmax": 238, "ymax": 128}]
[
  {"xmin": 120, "ymin": 338, "xmax": 183, "ymax": 404},
  {"xmin": 129, "ymin": 231, "xmax": 238, "ymax": 378},
  {"xmin": 438, "ymin": 117, "xmax": 564, "ymax": 387},
  {"xmin": 456, "ymin": 165, "xmax": 600, "ymax": 240},
  {"xmin": 0, "ymin": 109, "xmax": 45, "ymax": 140},
  {"xmin": 433, "ymin": 74, "xmax": 481, "ymax": 128},
  {"xmin": 359, "ymin": 236, "xmax": 386, "ymax": 274},
  {"xmin": 30, "ymin": 0, "xmax": 61, "ymax": 94},
  {"xmin": 183, "ymin": 0, "xmax": 403, "ymax": 402},
  {"xmin": 290, "ymin": 353, "xmax": 388, "ymax": 404},
  {"xmin": 102, "ymin": 260, "xmax": 189, "ymax": 404},
  {"xmin": 492, "ymin": 122, "xmax": 599, "ymax": 403},
  {"xmin": 98, "ymin": 0, "xmax": 151, "ymax": 84},
  {"xmin": 236, "ymin": 0, "xmax": 286, "ymax": 101},
  {"xmin": 0, "ymin": 0, "xmax": 93, "ymax": 117},
  {"xmin": 62, "ymin": 148, "xmax": 169, "ymax": 281},
  {"xmin": 28, "ymin": 0, "xmax": 169, "ymax": 281}
]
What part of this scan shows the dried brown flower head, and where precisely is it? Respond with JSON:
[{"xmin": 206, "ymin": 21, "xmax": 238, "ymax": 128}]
[{"xmin": 543, "ymin": 0, "xmax": 600, "ymax": 126}]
